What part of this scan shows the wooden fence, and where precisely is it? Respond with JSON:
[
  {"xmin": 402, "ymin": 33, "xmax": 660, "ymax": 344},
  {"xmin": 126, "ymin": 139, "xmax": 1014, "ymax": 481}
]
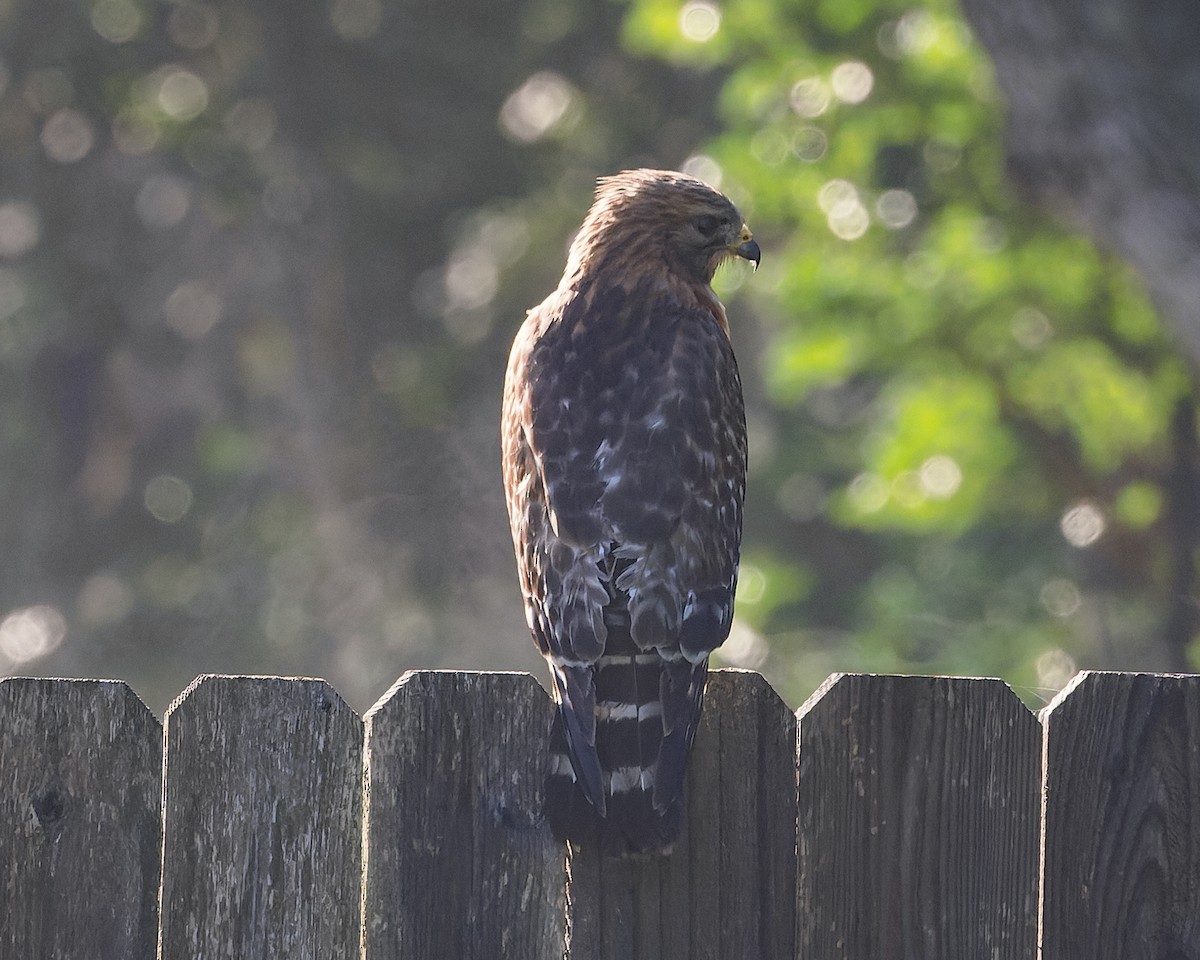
[{"xmin": 2, "ymin": 668, "xmax": 1198, "ymax": 959}]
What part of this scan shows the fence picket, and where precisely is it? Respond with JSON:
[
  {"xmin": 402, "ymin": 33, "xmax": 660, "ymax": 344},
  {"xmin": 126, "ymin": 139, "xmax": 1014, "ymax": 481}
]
[
  {"xmin": 1040, "ymin": 671, "xmax": 1200, "ymax": 959},
  {"xmin": 362, "ymin": 670, "xmax": 565, "ymax": 960},
  {"xmin": 157, "ymin": 675, "xmax": 363, "ymax": 959},
  {"xmin": 565, "ymin": 669, "xmax": 798, "ymax": 960},
  {"xmin": 1, "ymin": 678, "xmax": 161, "ymax": 960},
  {"xmin": 796, "ymin": 674, "xmax": 1041, "ymax": 960}
]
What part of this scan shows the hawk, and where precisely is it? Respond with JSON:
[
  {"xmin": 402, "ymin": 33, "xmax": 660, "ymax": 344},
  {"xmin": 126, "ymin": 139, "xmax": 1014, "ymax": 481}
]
[{"xmin": 502, "ymin": 169, "xmax": 757, "ymax": 851}]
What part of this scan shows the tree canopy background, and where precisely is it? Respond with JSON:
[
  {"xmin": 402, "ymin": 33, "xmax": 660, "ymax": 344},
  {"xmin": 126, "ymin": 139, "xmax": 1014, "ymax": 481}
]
[{"xmin": 1, "ymin": 0, "xmax": 1195, "ymax": 715}]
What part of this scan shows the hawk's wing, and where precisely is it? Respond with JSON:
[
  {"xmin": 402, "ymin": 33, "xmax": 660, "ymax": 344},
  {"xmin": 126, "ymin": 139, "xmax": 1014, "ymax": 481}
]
[{"xmin": 502, "ymin": 276, "xmax": 746, "ymax": 846}]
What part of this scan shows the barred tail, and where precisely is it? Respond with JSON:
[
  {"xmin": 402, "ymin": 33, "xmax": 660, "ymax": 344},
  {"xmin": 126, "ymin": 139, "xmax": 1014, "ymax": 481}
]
[{"xmin": 545, "ymin": 600, "xmax": 708, "ymax": 853}]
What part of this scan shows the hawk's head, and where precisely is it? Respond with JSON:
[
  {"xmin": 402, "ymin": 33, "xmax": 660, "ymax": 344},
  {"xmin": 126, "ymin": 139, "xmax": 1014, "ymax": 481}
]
[{"xmin": 566, "ymin": 169, "xmax": 760, "ymax": 286}]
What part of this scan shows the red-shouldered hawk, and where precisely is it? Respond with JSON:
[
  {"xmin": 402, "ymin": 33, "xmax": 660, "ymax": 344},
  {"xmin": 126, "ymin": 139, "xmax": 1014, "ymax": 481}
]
[{"xmin": 502, "ymin": 169, "xmax": 757, "ymax": 852}]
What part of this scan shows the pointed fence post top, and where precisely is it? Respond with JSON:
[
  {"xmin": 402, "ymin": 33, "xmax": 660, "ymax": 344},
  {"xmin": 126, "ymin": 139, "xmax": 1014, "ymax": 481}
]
[
  {"xmin": 365, "ymin": 668, "xmax": 548, "ymax": 724},
  {"xmin": 705, "ymin": 665, "xmax": 792, "ymax": 709},
  {"xmin": 797, "ymin": 671, "xmax": 1038, "ymax": 726},
  {"xmin": 164, "ymin": 673, "xmax": 358, "ymax": 724},
  {"xmin": 1041, "ymin": 669, "xmax": 1200, "ymax": 721},
  {"xmin": 1, "ymin": 676, "xmax": 159, "ymax": 724}
]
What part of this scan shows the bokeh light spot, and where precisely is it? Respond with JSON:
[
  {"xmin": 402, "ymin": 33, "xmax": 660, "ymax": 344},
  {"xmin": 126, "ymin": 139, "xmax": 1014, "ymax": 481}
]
[
  {"xmin": 41, "ymin": 109, "xmax": 94, "ymax": 163},
  {"xmin": 875, "ymin": 189, "xmax": 918, "ymax": 229},
  {"xmin": 444, "ymin": 245, "xmax": 499, "ymax": 312},
  {"xmin": 737, "ymin": 562, "xmax": 768, "ymax": 603},
  {"xmin": 166, "ymin": 280, "xmax": 223, "ymax": 338},
  {"xmin": 896, "ymin": 9, "xmax": 937, "ymax": 56},
  {"xmin": 918, "ymin": 455, "xmax": 962, "ymax": 499},
  {"xmin": 77, "ymin": 573, "xmax": 134, "ymax": 627},
  {"xmin": 679, "ymin": 0, "xmax": 721, "ymax": 42},
  {"xmin": 818, "ymin": 179, "xmax": 857, "ymax": 214},
  {"xmin": 0, "ymin": 605, "xmax": 66, "ymax": 664},
  {"xmin": 441, "ymin": 235, "xmax": 500, "ymax": 343},
  {"xmin": 790, "ymin": 77, "xmax": 831, "ymax": 118},
  {"xmin": 1036, "ymin": 648, "xmax": 1078, "ymax": 692},
  {"xmin": 1060, "ymin": 500, "xmax": 1105, "ymax": 548},
  {"xmin": 0, "ymin": 202, "xmax": 41, "ymax": 257},
  {"xmin": 145, "ymin": 474, "xmax": 194, "ymax": 523},
  {"xmin": 499, "ymin": 71, "xmax": 576, "ymax": 143},
  {"xmin": 475, "ymin": 210, "xmax": 530, "ymax": 267},
  {"xmin": 876, "ymin": 19, "xmax": 903, "ymax": 59},
  {"xmin": 157, "ymin": 68, "xmax": 209, "ymax": 120},
  {"xmin": 720, "ymin": 620, "xmax": 769, "ymax": 669},
  {"xmin": 1040, "ymin": 579, "xmax": 1082, "ymax": 618},
  {"xmin": 1011, "ymin": 306, "xmax": 1053, "ymax": 349},
  {"xmin": 91, "ymin": 0, "xmax": 143, "ymax": 42},
  {"xmin": 681, "ymin": 154, "xmax": 723, "ymax": 187},
  {"xmin": 848, "ymin": 471, "xmax": 889, "ymax": 513},
  {"xmin": 830, "ymin": 60, "xmax": 874, "ymax": 103},
  {"xmin": 827, "ymin": 205, "xmax": 868, "ymax": 242},
  {"xmin": 792, "ymin": 126, "xmax": 827, "ymax": 163},
  {"xmin": 750, "ymin": 128, "xmax": 790, "ymax": 166},
  {"xmin": 819, "ymin": 180, "xmax": 869, "ymax": 240}
]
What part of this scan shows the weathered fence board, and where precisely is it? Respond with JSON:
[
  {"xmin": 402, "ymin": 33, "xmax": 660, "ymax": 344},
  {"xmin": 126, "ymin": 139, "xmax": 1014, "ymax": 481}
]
[
  {"xmin": 362, "ymin": 670, "xmax": 565, "ymax": 960},
  {"xmin": 7, "ymin": 666, "xmax": 1199, "ymax": 956},
  {"xmin": 157, "ymin": 675, "xmax": 363, "ymax": 959},
  {"xmin": 565, "ymin": 669, "xmax": 798, "ymax": 960},
  {"xmin": 1040, "ymin": 671, "xmax": 1200, "ymax": 959},
  {"xmin": 797, "ymin": 674, "xmax": 1041, "ymax": 960},
  {"xmin": 0, "ymin": 678, "xmax": 161, "ymax": 960}
]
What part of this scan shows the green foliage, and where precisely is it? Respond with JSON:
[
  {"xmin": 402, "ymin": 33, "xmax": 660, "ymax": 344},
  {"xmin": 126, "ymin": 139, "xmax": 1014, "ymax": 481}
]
[{"xmin": 626, "ymin": 0, "xmax": 1196, "ymax": 702}]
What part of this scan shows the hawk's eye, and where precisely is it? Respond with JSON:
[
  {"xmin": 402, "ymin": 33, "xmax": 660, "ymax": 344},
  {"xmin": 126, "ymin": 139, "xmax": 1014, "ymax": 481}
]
[{"xmin": 694, "ymin": 213, "xmax": 721, "ymax": 236}]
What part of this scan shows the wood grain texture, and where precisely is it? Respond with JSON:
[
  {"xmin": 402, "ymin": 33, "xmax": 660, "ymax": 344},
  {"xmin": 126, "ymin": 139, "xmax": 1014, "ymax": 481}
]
[
  {"xmin": 157, "ymin": 675, "xmax": 363, "ymax": 959},
  {"xmin": 565, "ymin": 669, "xmax": 797, "ymax": 960},
  {"xmin": 362, "ymin": 670, "xmax": 566, "ymax": 960},
  {"xmin": 797, "ymin": 673, "xmax": 1040, "ymax": 960},
  {"xmin": 0, "ymin": 678, "xmax": 161, "ymax": 960},
  {"xmin": 1040, "ymin": 671, "xmax": 1200, "ymax": 959}
]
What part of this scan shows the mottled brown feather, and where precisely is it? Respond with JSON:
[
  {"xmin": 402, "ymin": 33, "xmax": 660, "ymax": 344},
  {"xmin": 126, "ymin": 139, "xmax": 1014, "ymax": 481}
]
[{"xmin": 501, "ymin": 168, "xmax": 753, "ymax": 852}]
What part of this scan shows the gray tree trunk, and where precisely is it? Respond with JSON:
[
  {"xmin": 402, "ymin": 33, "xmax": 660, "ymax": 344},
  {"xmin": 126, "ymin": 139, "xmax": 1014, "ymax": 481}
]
[{"xmin": 961, "ymin": 0, "xmax": 1200, "ymax": 364}]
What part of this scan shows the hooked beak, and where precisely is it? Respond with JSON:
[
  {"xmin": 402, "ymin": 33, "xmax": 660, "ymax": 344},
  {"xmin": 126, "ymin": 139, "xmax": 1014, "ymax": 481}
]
[{"xmin": 733, "ymin": 225, "xmax": 760, "ymax": 271}]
